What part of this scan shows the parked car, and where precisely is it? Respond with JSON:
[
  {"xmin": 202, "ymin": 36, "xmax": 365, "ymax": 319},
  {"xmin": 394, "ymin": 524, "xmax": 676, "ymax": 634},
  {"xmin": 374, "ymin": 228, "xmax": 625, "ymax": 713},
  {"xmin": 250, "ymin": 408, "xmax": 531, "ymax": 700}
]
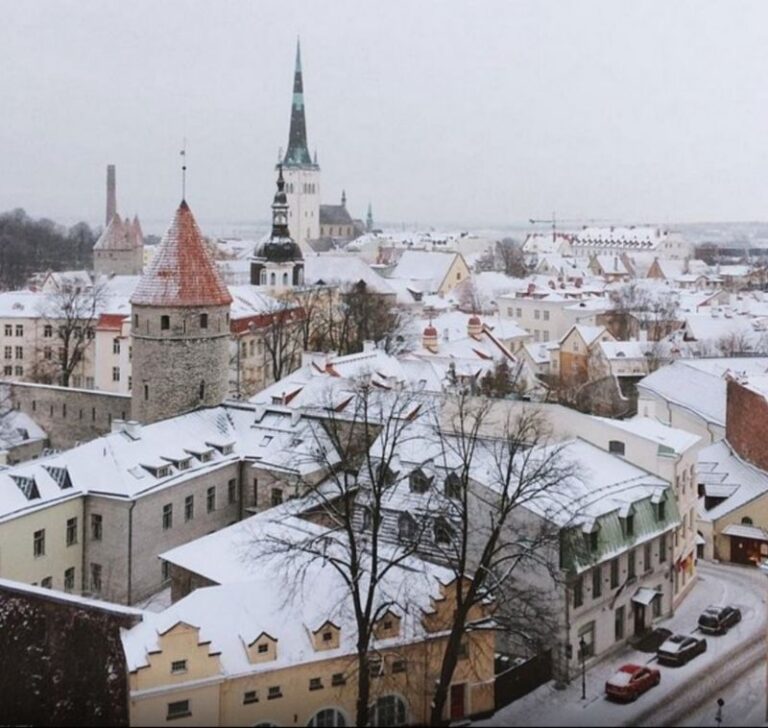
[
  {"xmin": 698, "ymin": 605, "xmax": 742, "ymax": 634},
  {"xmin": 657, "ymin": 634, "xmax": 707, "ymax": 666},
  {"xmin": 605, "ymin": 664, "xmax": 661, "ymax": 702}
]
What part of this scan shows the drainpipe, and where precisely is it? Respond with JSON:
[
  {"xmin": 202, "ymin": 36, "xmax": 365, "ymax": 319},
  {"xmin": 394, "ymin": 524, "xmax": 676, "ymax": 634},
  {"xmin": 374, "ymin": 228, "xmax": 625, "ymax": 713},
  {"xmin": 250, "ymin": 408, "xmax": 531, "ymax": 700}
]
[{"xmin": 127, "ymin": 500, "xmax": 136, "ymax": 604}]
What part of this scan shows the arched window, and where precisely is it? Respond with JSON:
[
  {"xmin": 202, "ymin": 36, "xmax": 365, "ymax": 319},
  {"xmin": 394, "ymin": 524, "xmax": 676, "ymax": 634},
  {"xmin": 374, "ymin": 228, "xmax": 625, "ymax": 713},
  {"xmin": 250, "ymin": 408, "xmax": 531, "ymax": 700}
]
[
  {"xmin": 307, "ymin": 708, "xmax": 347, "ymax": 727},
  {"xmin": 398, "ymin": 513, "xmax": 416, "ymax": 543},
  {"xmin": 608, "ymin": 440, "xmax": 625, "ymax": 456},
  {"xmin": 160, "ymin": 315, "xmax": 170, "ymax": 331},
  {"xmin": 434, "ymin": 517, "xmax": 453, "ymax": 545},
  {"xmin": 369, "ymin": 695, "xmax": 407, "ymax": 727},
  {"xmin": 742, "ymin": 516, "xmax": 754, "ymax": 526},
  {"xmin": 270, "ymin": 272, "xmax": 276, "ymax": 286},
  {"xmin": 260, "ymin": 269, "xmax": 267, "ymax": 285},
  {"xmin": 283, "ymin": 272, "xmax": 289, "ymax": 285},
  {"xmin": 444, "ymin": 472, "xmax": 461, "ymax": 500}
]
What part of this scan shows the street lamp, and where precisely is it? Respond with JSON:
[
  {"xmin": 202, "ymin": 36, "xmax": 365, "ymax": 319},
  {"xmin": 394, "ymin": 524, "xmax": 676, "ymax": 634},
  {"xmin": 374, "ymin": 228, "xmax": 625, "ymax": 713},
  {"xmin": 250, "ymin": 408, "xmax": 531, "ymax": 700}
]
[{"xmin": 579, "ymin": 636, "xmax": 586, "ymax": 700}]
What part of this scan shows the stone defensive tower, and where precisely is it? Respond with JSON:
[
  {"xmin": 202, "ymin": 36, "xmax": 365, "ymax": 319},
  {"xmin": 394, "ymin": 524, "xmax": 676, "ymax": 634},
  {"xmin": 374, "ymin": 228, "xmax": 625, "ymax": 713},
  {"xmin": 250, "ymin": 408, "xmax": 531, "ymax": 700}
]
[{"xmin": 130, "ymin": 199, "xmax": 232, "ymax": 424}]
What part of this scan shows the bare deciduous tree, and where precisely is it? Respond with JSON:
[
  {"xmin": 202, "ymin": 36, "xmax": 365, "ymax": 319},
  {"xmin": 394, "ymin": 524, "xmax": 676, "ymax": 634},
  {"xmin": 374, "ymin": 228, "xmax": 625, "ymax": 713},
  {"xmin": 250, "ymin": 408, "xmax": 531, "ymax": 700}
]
[
  {"xmin": 426, "ymin": 395, "xmax": 576, "ymax": 724},
  {"xmin": 37, "ymin": 281, "xmax": 107, "ymax": 387},
  {"xmin": 254, "ymin": 381, "xmax": 428, "ymax": 727}
]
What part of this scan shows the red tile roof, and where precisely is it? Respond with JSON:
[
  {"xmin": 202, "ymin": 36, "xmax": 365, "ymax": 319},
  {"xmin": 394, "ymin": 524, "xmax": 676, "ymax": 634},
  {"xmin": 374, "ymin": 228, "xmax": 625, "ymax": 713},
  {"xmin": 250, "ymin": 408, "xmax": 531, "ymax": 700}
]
[
  {"xmin": 130, "ymin": 200, "xmax": 232, "ymax": 308},
  {"xmin": 97, "ymin": 313, "xmax": 128, "ymax": 331}
]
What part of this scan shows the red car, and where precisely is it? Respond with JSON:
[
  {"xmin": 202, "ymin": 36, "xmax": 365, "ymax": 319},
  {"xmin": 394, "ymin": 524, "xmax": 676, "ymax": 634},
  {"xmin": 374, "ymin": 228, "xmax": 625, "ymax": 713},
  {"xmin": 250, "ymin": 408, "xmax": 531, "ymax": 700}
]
[{"xmin": 605, "ymin": 664, "xmax": 660, "ymax": 702}]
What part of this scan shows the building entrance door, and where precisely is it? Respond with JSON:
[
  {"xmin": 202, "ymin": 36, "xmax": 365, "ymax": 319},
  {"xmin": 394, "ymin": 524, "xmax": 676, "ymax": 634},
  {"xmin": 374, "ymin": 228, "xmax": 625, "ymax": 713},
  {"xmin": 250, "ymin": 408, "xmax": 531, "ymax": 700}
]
[{"xmin": 450, "ymin": 683, "xmax": 466, "ymax": 720}]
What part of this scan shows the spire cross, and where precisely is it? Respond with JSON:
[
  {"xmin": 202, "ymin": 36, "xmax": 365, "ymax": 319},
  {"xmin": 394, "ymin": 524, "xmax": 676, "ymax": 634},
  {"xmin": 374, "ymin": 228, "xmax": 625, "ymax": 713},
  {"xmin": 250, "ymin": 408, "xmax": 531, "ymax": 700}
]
[{"xmin": 180, "ymin": 139, "xmax": 188, "ymax": 200}]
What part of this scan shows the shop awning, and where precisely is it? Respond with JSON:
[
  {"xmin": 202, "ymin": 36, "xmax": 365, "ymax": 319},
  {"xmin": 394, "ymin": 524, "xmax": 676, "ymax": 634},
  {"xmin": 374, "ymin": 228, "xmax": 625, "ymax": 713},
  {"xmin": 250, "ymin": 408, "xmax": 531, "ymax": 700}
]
[
  {"xmin": 632, "ymin": 587, "xmax": 660, "ymax": 606},
  {"xmin": 722, "ymin": 523, "xmax": 768, "ymax": 541}
]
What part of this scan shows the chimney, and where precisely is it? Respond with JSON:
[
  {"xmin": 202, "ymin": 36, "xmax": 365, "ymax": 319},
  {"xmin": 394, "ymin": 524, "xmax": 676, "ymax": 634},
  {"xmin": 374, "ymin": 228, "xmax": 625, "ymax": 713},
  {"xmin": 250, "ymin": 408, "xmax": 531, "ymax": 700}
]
[
  {"xmin": 422, "ymin": 324, "xmax": 438, "ymax": 351},
  {"xmin": 106, "ymin": 164, "xmax": 117, "ymax": 224},
  {"xmin": 467, "ymin": 315, "xmax": 482, "ymax": 337}
]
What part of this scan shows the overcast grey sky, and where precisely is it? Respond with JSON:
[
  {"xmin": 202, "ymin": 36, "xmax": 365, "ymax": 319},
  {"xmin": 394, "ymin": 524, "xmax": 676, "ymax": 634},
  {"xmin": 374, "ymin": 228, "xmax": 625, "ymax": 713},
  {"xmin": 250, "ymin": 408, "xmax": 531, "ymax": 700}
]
[{"xmin": 2, "ymin": 1, "xmax": 768, "ymax": 232}]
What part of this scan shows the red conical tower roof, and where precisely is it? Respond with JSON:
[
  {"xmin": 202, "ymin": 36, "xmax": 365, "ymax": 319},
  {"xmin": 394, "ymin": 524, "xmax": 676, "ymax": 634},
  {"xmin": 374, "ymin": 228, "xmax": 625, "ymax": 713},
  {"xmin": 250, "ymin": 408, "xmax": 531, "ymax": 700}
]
[{"xmin": 131, "ymin": 200, "xmax": 232, "ymax": 308}]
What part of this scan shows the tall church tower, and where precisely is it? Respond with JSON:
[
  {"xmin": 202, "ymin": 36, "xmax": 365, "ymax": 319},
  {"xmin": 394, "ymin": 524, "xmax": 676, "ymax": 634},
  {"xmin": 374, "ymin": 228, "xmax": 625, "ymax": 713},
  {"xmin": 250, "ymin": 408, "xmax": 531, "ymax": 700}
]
[
  {"xmin": 250, "ymin": 166, "xmax": 304, "ymax": 293},
  {"xmin": 281, "ymin": 39, "xmax": 320, "ymax": 251},
  {"xmin": 130, "ymin": 199, "xmax": 232, "ymax": 424}
]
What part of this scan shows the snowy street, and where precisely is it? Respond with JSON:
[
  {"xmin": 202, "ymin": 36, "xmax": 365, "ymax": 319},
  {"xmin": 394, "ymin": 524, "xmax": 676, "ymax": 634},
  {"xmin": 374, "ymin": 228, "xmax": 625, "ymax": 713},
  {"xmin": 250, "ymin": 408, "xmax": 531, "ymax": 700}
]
[{"xmin": 478, "ymin": 561, "xmax": 768, "ymax": 727}]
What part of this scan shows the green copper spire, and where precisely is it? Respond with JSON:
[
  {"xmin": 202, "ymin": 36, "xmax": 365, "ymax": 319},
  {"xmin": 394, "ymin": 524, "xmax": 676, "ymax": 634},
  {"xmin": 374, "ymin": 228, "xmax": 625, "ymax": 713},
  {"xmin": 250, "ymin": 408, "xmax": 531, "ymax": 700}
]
[{"xmin": 283, "ymin": 38, "xmax": 316, "ymax": 168}]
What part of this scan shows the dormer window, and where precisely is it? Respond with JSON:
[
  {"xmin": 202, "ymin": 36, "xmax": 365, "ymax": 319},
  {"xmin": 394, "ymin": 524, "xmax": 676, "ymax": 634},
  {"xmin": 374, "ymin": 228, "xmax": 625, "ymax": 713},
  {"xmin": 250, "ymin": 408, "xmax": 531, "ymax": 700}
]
[
  {"xmin": 12, "ymin": 475, "xmax": 40, "ymax": 500},
  {"xmin": 44, "ymin": 466, "xmax": 72, "ymax": 490},
  {"xmin": 207, "ymin": 441, "xmax": 234, "ymax": 456},
  {"xmin": 409, "ymin": 469, "xmax": 431, "ymax": 494},
  {"xmin": 142, "ymin": 464, "xmax": 171, "ymax": 478},
  {"xmin": 583, "ymin": 521, "xmax": 600, "ymax": 553},
  {"xmin": 608, "ymin": 440, "xmax": 625, "ymax": 456},
  {"xmin": 312, "ymin": 622, "xmax": 340, "ymax": 651},
  {"xmin": 247, "ymin": 633, "xmax": 278, "ymax": 663},
  {"xmin": 186, "ymin": 448, "xmax": 213, "ymax": 463},
  {"xmin": 620, "ymin": 505, "xmax": 635, "ymax": 538}
]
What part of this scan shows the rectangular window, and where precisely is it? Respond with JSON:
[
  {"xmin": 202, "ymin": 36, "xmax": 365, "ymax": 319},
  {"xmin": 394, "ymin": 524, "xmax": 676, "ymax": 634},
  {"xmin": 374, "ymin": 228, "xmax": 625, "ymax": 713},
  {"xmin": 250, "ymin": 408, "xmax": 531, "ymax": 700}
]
[
  {"xmin": 43, "ymin": 324, "xmax": 52, "ymax": 338},
  {"xmin": 66, "ymin": 517, "xmax": 77, "ymax": 546},
  {"xmin": 392, "ymin": 659, "xmax": 407, "ymax": 674},
  {"xmin": 64, "ymin": 567, "xmax": 75, "ymax": 593},
  {"xmin": 207, "ymin": 486, "xmax": 215, "ymax": 512},
  {"xmin": 578, "ymin": 622, "xmax": 595, "ymax": 659},
  {"xmin": 534, "ymin": 309, "xmax": 540, "ymax": 319},
  {"xmin": 33, "ymin": 529, "xmax": 45, "ymax": 557},
  {"xmin": 369, "ymin": 658, "xmax": 383, "ymax": 678},
  {"xmin": 162, "ymin": 560, "xmax": 170, "ymax": 582},
  {"xmin": 652, "ymin": 587, "xmax": 662, "ymax": 618},
  {"xmin": 592, "ymin": 566, "xmax": 602, "ymax": 599},
  {"xmin": 644, "ymin": 542, "xmax": 652, "ymax": 572},
  {"xmin": 271, "ymin": 488, "xmax": 283, "ymax": 507},
  {"xmin": 657, "ymin": 500, "xmax": 666, "ymax": 521},
  {"xmin": 228, "ymin": 478, "xmax": 237, "ymax": 504},
  {"xmin": 91, "ymin": 513, "xmax": 103, "ymax": 541},
  {"xmin": 170, "ymin": 660, "xmax": 187, "ymax": 674},
  {"xmin": 113, "ymin": 339, "xmax": 121, "ymax": 354},
  {"xmin": 162, "ymin": 503, "xmax": 173, "ymax": 530},
  {"xmin": 615, "ymin": 605, "xmax": 625, "ymax": 641},
  {"xmin": 267, "ymin": 686, "xmax": 282, "ymax": 700},
  {"xmin": 610, "ymin": 558, "xmax": 619, "ymax": 588},
  {"xmin": 243, "ymin": 690, "xmax": 258, "ymax": 704},
  {"xmin": 90, "ymin": 563, "xmax": 102, "ymax": 594},
  {"xmin": 331, "ymin": 672, "xmax": 346, "ymax": 686},
  {"xmin": 257, "ymin": 643, "xmax": 269, "ymax": 653},
  {"xmin": 161, "ymin": 315, "xmax": 170, "ymax": 331},
  {"xmin": 3, "ymin": 346, "xmax": 10, "ymax": 359},
  {"xmin": 200, "ymin": 313, "xmax": 208, "ymax": 329},
  {"xmin": 309, "ymin": 677, "xmax": 323, "ymax": 691},
  {"xmin": 543, "ymin": 310, "xmax": 550, "ymax": 321},
  {"xmin": 166, "ymin": 700, "xmax": 190, "ymax": 719},
  {"xmin": 15, "ymin": 325, "xmax": 23, "ymax": 337},
  {"xmin": 627, "ymin": 549, "xmax": 636, "ymax": 581},
  {"xmin": 625, "ymin": 514, "xmax": 634, "ymax": 536},
  {"xmin": 573, "ymin": 575, "xmax": 583, "ymax": 608},
  {"xmin": 112, "ymin": 367, "xmax": 120, "ymax": 382},
  {"xmin": 659, "ymin": 534, "xmax": 667, "ymax": 563},
  {"xmin": 4, "ymin": 324, "xmax": 11, "ymax": 336},
  {"xmin": 3, "ymin": 365, "xmax": 11, "ymax": 375},
  {"xmin": 185, "ymin": 495, "xmax": 194, "ymax": 521},
  {"xmin": 253, "ymin": 477, "xmax": 258, "ymax": 504},
  {"xmin": 14, "ymin": 365, "xmax": 23, "ymax": 376}
]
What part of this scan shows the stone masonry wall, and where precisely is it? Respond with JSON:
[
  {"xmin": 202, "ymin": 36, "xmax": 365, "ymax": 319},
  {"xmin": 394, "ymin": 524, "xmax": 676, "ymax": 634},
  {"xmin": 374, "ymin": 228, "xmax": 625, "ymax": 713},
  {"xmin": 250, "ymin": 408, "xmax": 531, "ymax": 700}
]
[
  {"xmin": 7, "ymin": 380, "xmax": 131, "ymax": 449},
  {"xmin": 131, "ymin": 304, "xmax": 230, "ymax": 424}
]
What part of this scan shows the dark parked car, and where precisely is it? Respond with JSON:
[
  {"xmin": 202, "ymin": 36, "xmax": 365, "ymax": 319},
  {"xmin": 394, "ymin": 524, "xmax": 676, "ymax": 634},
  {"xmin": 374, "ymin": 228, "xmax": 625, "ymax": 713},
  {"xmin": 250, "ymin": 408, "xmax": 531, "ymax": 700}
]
[
  {"xmin": 698, "ymin": 605, "xmax": 742, "ymax": 634},
  {"xmin": 605, "ymin": 664, "xmax": 661, "ymax": 702},
  {"xmin": 657, "ymin": 634, "xmax": 707, "ymax": 666}
]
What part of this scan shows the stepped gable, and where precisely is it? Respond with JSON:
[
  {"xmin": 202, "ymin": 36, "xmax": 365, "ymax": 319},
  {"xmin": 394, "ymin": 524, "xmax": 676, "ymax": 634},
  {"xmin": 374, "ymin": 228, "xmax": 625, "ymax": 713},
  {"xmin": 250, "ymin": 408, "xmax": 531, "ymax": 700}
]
[{"xmin": 130, "ymin": 200, "xmax": 232, "ymax": 308}]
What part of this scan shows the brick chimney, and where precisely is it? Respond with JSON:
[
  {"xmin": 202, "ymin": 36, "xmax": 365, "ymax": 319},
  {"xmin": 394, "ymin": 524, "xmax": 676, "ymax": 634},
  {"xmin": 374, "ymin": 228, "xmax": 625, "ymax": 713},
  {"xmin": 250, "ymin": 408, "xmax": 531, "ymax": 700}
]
[{"xmin": 106, "ymin": 164, "xmax": 116, "ymax": 225}]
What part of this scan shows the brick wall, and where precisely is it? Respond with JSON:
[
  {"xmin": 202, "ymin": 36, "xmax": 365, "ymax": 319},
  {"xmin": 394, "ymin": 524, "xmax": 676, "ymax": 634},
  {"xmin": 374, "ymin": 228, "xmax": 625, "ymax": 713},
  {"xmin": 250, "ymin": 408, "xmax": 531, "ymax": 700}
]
[
  {"xmin": 7, "ymin": 380, "xmax": 131, "ymax": 449},
  {"xmin": 726, "ymin": 378, "xmax": 768, "ymax": 470}
]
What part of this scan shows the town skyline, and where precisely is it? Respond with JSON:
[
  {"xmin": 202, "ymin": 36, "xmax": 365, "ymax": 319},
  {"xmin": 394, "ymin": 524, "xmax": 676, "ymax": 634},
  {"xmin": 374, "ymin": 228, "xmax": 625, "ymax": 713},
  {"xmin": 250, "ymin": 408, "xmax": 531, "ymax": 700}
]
[{"xmin": 4, "ymin": 1, "xmax": 768, "ymax": 231}]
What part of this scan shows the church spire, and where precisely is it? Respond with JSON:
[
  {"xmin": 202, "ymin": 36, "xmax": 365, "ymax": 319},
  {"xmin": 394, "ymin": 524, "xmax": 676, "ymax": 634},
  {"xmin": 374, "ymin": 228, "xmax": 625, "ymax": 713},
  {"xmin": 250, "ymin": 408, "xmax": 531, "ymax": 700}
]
[
  {"xmin": 283, "ymin": 38, "xmax": 315, "ymax": 168},
  {"xmin": 271, "ymin": 165, "xmax": 291, "ymax": 239}
]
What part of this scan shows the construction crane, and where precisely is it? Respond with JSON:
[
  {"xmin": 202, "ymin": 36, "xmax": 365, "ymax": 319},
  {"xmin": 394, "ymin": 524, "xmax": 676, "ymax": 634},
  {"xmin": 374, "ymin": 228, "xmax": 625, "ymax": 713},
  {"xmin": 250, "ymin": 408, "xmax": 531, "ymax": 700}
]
[{"xmin": 528, "ymin": 212, "xmax": 613, "ymax": 242}]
